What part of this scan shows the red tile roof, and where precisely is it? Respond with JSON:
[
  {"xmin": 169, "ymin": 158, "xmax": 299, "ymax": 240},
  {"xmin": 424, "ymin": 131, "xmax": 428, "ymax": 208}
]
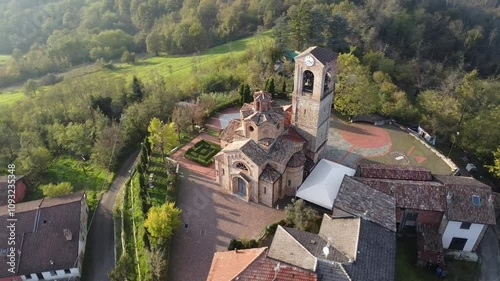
[
  {"xmin": 235, "ymin": 254, "xmax": 317, "ymax": 281},
  {"xmin": 207, "ymin": 248, "xmax": 266, "ymax": 281},
  {"xmin": 357, "ymin": 164, "xmax": 433, "ymax": 181},
  {"xmin": 207, "ymin": 247, "xmax": 317, "ymax": 281}
]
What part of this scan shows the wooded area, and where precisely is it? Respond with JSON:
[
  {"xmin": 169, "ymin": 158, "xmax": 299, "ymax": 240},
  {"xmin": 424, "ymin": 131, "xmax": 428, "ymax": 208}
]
[{"xmin": 0, "ymin": 0, "xmax": 499, "ymax": 187}]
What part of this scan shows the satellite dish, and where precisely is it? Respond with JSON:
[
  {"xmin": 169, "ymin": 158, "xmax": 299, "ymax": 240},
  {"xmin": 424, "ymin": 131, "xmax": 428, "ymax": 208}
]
[{"xmin": 323, "ymin": 246, "xmax": 330, "ymax": 258}]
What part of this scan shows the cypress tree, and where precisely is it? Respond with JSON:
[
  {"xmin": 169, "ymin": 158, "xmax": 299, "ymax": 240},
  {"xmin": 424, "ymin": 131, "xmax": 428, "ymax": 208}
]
[
  {"xmin": 282, "ymin": 80, "xmax": 287, "ymax": 94},
  {"xmin": 268, "ymin": 78, "xmax": 276, "ymax": 96},
  {"xmin": 244, "ymin": 84, "xmax": 252, "ymax": 103},
  {"xmin": 239, "ymin": 84, "xmax": 245, "ymax": 104}
]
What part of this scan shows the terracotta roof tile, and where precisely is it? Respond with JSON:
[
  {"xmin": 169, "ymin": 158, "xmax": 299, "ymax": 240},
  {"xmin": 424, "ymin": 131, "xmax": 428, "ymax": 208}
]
[
  {"xmin": 235, "ymin": 252, "xmax": 317, "ymax": 281},
  {"xmin": 357, "ymin": 163, "xmax": 433, "ymax": 181},
  {"xmin": 354, "ymin": 177, "xmax": 447, "ymax": 211},
  {"xmin": 207, "ymin": 248, "xmax": 266, "ymax": 281},
  {"xmin": 417, "ymin": 224, "xmax": 444, "ymax": 264}
]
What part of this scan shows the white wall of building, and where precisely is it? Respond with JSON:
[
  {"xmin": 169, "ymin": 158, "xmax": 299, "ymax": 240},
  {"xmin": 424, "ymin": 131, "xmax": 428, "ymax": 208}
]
[{"xmin": 442, "ymin": 221, "xmax": 485, "ymax": 251}]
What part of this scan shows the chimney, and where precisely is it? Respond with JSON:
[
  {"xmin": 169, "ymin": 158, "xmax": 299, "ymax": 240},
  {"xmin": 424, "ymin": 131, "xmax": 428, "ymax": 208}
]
[
  {"xmin": 446, "ymin": 192, "xmax": 453, "ymax": 201},
  {"xmin": 488, "ymin": 194, "xmax": 495, "ymax": 206},
  {"xmin": 63, "ymin": 229, "xmax": 73, "ymax": 241}
]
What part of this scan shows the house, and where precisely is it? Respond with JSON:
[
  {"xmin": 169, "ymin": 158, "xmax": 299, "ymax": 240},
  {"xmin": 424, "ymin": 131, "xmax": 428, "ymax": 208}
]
[
  {"xmin": 206, "ymin": 247, "xmax": 317, "ymax": 281},
  {"xmin": 267, "ymin": 214, "xmax": 396, "ymax": 281},
  {"xmin": 0, "ymin": 175, "xmax": 27, "ymax": 206},
  {"xmin": 0, "ymin": 193, "xmax": 88, "ymax": 281},
  {"xmin": 331, "ymin": 163, "xmax": 496, "ymax": 266},
  {"xmin": 214, "ymin": 46, "xmax": 338, "ymax": 207}
]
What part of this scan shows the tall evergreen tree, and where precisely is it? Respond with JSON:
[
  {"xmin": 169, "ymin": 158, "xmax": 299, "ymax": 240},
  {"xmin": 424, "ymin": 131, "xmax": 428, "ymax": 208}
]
[{"xmin": 132, "ymin": 76, "xmax": 144, "ymax": 102}]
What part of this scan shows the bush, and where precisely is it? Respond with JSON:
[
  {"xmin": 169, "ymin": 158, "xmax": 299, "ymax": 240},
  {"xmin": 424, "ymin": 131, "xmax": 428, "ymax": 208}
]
[{"xmin": 227, "ymin": 238, "xmax": 258, "ymax": 250}]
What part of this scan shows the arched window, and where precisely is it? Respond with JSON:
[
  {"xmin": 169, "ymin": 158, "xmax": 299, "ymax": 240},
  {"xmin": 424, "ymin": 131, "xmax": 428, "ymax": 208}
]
[
  {"xmin": 324, "ymin": 72, "xmax": 332, "ymax": 92},
  {"xmin": 236, "ymin": 162, "xmax": 249, "ymax": 171},
  {"xmin": 303, "ymin": 71, "xmax": 314, "ymax": 93}
]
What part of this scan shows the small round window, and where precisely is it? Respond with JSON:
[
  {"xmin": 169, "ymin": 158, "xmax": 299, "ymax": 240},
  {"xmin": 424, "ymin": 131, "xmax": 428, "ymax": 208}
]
[{"xmin": 249, "ymin": 126, "xmax": 254, "ymax": 132}]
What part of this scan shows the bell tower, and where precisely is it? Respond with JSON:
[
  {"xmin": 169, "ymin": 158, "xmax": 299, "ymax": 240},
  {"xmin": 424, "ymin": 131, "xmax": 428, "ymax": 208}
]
[{"xmin": 292, "ymin": 47, "xmax": 338, "ymax": 164}]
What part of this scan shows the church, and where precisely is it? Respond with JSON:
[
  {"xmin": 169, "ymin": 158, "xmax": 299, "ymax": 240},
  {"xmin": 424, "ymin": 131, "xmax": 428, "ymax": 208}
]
[{"xmin": 214, "ymin": 46, "xmax": 338, "ymax": 207}]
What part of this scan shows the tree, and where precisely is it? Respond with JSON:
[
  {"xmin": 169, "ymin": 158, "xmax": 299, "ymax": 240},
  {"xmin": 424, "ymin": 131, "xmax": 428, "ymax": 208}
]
[
  {"xmin": 91, "ymin": 123, "xmax": 124, "ymax": 170},
  {"xmin": 266, "ymin": 78, "xmax": 276, "ymax": 96},
  {"xmin": 281, "ymin": 80, "xmax": 287, "ymax": 94},
  {"xmin": 146, "ymin": 30, "xmax": 164, "ymax": 56},
  {"xmin": 144, "ymin": 202, "xmax": 182, "ymax": 242},
  {"xmin": 23, "ymin": 79, "xmax": 38, "ymax": 97},
  {"xmin": 17, "ymin": 146, "xmax": 52, "ymax": 184},
  {"xmin": 284, "ymin": 199, "xmax": 319, "ymax": 231},
  {"xmin": 121, "ymin": 50, "xmax": 135, "ymax": 63},
  {"xmin": 334, "ymin": 53, "xmax": 379, "ymax": 116},
  {"xmin": 109, "ymin": 254, "xmax": 136, "ymax": 281},
  {"xmin": 486, "ymin": 148, "xmax": 500, "ymax": 178},
  {"xmin": 288, "ymin": 1, "xmax": 312, "ymax": 50},
  {"xmin": 148, "ymin": 118, "xmax": 178, "ymax": 160},
  {"xmin": 149, "ymin": 248, "xmax": 167, "ymax": 281},
  {"xmin": 131, "ymin": 76, "xmax": 144, "ymax": 102},
  {"xmin": 40, "ymin": 182, "xmax": 74, "ymax": 197},
  {"xmin": 172, "ymin": 106, "xmax": 190, "ymax": 140}
]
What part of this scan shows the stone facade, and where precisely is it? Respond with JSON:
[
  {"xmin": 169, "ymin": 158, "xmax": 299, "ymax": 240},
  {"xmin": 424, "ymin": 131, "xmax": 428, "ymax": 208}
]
[{"xmin": 214, "ymin": 47, "xmax": 338, "ymax": 207}]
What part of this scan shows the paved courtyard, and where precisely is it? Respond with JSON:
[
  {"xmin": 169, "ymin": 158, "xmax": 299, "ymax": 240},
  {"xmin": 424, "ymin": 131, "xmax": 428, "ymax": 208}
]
[{"xmin": 167, "ymin": 167, "xmax": 283, "ymax": 281}]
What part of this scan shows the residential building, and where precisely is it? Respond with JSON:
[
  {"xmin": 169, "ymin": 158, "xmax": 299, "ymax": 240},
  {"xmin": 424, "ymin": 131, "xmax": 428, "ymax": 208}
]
[
  {"xmin": 214, "ymin": 47, "xmax": 338, "ymax": 207},
  {"xmin": 330, "ymin": 163, "xmax": 496, "ymax": 266},
  {"xmin": 0, "ymin": 193, "xmax": 88, "ymax": 281},
  {"xmin": 0, "ymin": 175, "xmax": 27, "ymax": 206}
]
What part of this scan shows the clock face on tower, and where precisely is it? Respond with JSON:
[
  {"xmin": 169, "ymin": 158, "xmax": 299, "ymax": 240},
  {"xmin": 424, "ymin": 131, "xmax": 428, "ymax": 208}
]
[{"xmin": 304, "ymin": 55, "xmax": 315, "ymax": 66}]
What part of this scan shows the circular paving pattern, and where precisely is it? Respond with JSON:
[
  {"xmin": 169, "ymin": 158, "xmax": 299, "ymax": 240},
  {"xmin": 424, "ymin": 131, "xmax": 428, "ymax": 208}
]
[{"xmin": 340, "ymin": 123, "xmax": 392, "ymax": 149}]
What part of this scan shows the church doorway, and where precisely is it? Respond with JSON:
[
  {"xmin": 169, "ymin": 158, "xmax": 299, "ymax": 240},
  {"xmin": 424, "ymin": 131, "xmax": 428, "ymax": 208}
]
[{"xmin": 237, "ymin": 178, "xmax": 247, "ymax": 196}]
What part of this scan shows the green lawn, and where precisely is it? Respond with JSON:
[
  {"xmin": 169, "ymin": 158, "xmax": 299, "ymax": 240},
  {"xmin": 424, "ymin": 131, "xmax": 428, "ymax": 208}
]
[
  {"xmin": 365, "ymin": 125, "xmax": 453, "ymax": 175},
  {"xmin": 396, "ymin": 238, "xmax": 480, "ymax": 281},
  {"xmin": 25, "ymin": 156, "xmax": 114, "ymax": 206},
  {"xmin": 0, "ymin": 90, "xmax": 25, "ymax": 105},
  {"xmin": 0, "ymin": 32, "xmax": 270, "ymax": 106},
  {"xmin": 0, "ymin": 54, "xmax": 10, "ymax": 66}
]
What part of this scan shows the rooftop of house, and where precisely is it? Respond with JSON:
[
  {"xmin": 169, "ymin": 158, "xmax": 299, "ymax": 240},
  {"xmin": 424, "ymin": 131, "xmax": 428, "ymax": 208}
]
[
  {"xmin": 0, "ymin": 175, "xmax": 25, "ymax": 205},
  {"xmin": 0, "ymin": 193, "xmax": 85, "ymax": 277},
  {"xmin": 357, "ymin": 163, "xmax": 433, "ymax": 181},
  {"xmin": 207, "ymin": 247, "xmax": 317, "ymax": 281},
  {"xmin": 334, "ymin": 176, "xmax": 397, "ymax": 232},
  {"xmin": 417, "ymin": 224, "xmax": 444, "ymax": 265},
  {"xmin": 353, "ymin": 177, "xmax": 447, "ymax": 212},
  {"xmin": 444, "ymin": 184, "xmax": 496, "ymax": 225},
  {"xmin": 268, "ymin": 215, "xmax": 396, "ymax": 281},
  {"xmin": 354, "ymin": 165, "xmax": 496, "ymax": 226},
  {"xmin": 219, "ymin": 119, "xmax": 245, "ymax": 143}
]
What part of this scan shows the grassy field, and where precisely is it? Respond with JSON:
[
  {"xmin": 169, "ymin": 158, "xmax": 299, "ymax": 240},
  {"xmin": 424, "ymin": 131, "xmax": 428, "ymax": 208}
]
[
  {"xmin": 396, "ymin": 238, "xmax": 480, "ymax": 281},
  {"xmin": 0, "ymin": 54, "xmax": 10, "ymax": 66},
  {"xmin": 0, "ymin": 90, "xmax": 24, "ymax": 105},
  {"xmin": 365, "ymin": 125, "xmax": 453, "ymax": 175},
  {"xmin": 0, "ymin": 32, "xmax": 270, "ymax": 106}
]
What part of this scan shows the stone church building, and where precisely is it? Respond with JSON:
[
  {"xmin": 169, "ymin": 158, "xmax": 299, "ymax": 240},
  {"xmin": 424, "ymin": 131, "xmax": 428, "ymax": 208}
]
[{"xmin": 214, "ymin": 47, "xmax": 338, "ymax": 207}]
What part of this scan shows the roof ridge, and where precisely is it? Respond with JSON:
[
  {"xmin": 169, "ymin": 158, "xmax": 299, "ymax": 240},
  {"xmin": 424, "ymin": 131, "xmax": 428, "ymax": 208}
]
[
  {"xmin": 339, "ymin": 263, "xmax": 353, "ymax": 281},
  {"xmin": 279, "ymin": 226, "xmax": 319, "ymax": 271}
]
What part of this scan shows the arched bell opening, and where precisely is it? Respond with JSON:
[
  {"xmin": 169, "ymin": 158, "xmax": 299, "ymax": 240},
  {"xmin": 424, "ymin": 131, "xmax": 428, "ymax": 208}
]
[{"xmin": 303, "ymin": 70, "xmax": 314, "ymax": 93}]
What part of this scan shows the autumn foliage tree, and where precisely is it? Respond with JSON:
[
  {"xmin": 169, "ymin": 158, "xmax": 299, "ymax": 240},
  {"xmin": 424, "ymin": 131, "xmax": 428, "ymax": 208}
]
[
  {"xmin": 144, "ymin": 202, "xmax": 182, "ymax": 243},
  {"xmin": 147, "ymin": 118, "xmax": 178, "ymax": 161}
]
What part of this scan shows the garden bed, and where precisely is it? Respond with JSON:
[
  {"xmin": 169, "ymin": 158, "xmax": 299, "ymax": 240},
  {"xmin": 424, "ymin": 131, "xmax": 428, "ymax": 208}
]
[{"xmin": 184, "ymin": 140, "xmax": 221, "ymax": 166}]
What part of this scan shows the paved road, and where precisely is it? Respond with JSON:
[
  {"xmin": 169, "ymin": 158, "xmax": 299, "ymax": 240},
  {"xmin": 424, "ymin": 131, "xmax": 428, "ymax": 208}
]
[
  {"xmin": 478, "ymin": 225, "xmax": 500, "ymax": 281},
  {"xmin": 83, "ymin": 150, "xmax": 140, "ymax": 281}
]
